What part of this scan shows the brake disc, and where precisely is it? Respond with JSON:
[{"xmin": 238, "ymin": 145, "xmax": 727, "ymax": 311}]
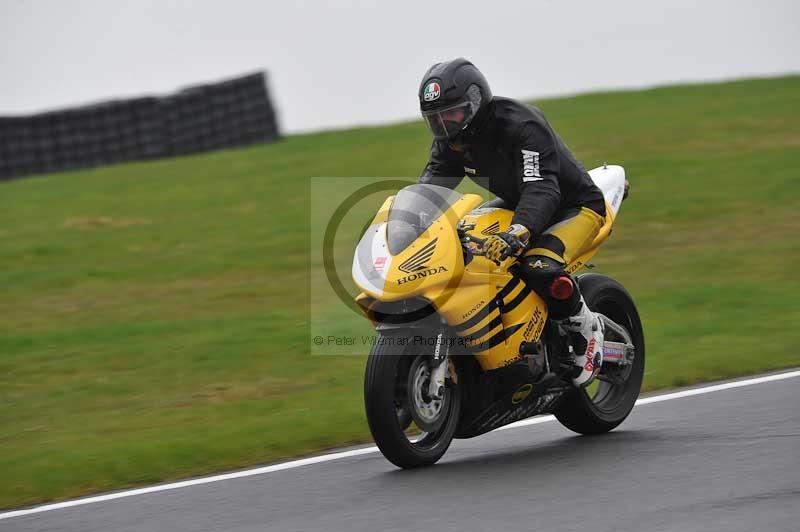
[{"xmin": 407, "ymin": 356, "xmax": 449, "ymax": 433}]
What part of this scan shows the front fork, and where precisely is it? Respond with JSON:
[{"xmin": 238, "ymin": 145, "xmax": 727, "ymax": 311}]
[{"xmin": 428, "ymin": 329, "xmax": 451, "ymax": 399}]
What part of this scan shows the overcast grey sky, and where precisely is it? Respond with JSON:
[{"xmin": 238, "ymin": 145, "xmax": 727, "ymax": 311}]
[{"xmin": 2, "ymin": 0, "xmax": 798, "ymax": 133}]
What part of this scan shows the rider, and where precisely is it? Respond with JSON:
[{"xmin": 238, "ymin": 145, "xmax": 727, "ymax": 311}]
[{"xmin": 418, "ymin": 58, "xmax": 606, "ymax": 386}]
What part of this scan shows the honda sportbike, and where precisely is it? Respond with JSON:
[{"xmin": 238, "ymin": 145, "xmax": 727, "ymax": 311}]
[{"xmin": 352, "ymin": 165, "xmax": 644, "ymax": 468}]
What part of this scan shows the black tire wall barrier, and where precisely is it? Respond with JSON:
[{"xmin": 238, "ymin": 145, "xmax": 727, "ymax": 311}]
[{"xmin": 0, "ymin": 72, "xmax": 280, "ymax": 180}]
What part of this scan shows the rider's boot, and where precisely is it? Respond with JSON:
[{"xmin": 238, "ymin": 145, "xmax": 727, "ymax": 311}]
[{"xmin": 557, "ymin": 297, "xmax": 604, "ymax": 386}]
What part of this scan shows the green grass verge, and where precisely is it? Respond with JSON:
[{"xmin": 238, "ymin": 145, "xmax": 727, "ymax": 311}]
[{"xmin": 1, "ymin": 76, "xmax": 799, "ymax": 509}]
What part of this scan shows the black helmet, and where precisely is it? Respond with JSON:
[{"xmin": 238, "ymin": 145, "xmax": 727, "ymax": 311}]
[{"xmin": 418, "ymin": 58, "xmax": 492, "ymax": 142}]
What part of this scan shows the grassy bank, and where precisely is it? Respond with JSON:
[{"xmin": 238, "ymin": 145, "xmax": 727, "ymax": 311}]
[{"xmin": 1, "ymin": 75, "xmax": 799, "ymax": 509}]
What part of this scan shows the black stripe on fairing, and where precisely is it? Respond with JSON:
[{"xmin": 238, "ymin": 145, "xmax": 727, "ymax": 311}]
[
  {"xmin": 495, "ymin": 277, "xmax": 521, "ymax": 301},
  {"xmin": 453, "ymin": 277, "xmax": 522, "ymax": 332},
  {"xmin": 462, "ymin": 314, "xmax": 503, "ymax": 342},
  {"xmin": 500, "ymin": 286, "xmax": 532, "ymax": 313},
  {"xmin": 472, "ymin": 323, "xmax": 525, "ymax": 351},
  {"xmin": 453, "ymin": 299, "xmax": 498, "ymax": 332}
]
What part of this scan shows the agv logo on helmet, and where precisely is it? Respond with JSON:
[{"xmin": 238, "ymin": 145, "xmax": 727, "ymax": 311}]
[{"xmin": 423, "ymin": 82, "xmax": 441, "ymax": 102}]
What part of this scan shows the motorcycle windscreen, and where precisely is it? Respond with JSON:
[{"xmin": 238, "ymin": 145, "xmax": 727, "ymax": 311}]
[{"xmin": 386, "ymin": 184, "xmax": 463, "ymax": 255}]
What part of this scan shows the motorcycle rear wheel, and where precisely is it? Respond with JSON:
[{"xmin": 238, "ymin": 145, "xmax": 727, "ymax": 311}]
[
  {"xmin": 554, "ymin": 273, "xmax": 645, "ymax": 434},
  {"xmin": 364, "ymin": 330, "xmax": 460, "ymax": 468}
]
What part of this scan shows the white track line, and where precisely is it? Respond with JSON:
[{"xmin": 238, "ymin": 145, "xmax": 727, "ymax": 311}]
[{"xmin": 2, "ymin": 369, "xmax": 798, "ymax": 521}]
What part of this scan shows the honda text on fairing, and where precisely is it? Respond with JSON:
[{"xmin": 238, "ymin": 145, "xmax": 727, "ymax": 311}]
[{"xmin": 352, "ymin": 166, "xmax": 644, "ymax": 468}]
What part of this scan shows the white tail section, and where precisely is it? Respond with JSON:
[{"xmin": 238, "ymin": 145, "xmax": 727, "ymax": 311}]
[{"xmin": 588, "ymin": 165, "xmax": 626, "ymax": 216}]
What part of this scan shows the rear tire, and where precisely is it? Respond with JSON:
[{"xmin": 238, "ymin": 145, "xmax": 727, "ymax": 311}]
[
  {"xmin": 554, "ymin": 273, "xmax": 645, "ymax": 435},
  {"xmin": 364, "ymin": 330, "xmax": 460, "ymax": 468}
]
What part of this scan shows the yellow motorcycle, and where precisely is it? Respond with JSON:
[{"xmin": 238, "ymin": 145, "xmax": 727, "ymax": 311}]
[{"xmin": 353, "ymin": 165, "xmax": 644, "ymax": 468}]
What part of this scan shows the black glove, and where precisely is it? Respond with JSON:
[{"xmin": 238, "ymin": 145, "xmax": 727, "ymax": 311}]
[{"xmin": 482, "ymin": 224, "xmax": 530, "ymax": 263}]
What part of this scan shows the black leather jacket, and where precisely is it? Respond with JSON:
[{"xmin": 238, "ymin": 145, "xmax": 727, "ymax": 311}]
[{"xmin": 419, "ymin": 97, "xmax": 605, "ymax": 234}]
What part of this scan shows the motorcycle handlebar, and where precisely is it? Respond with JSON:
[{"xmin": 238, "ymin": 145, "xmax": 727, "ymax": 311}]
[
  {"xmin": 460, "ymin": 233, "xmax": 523, "ymax": 263},
  {"xmin": 464, "ymin": 234, "xmax": 487, "ymax": 247}
]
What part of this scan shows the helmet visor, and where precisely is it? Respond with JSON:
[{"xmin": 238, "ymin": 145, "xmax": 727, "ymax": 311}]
[{"xmin": 422, "ymin": 99, "xmax": 479, "ymax": 140}]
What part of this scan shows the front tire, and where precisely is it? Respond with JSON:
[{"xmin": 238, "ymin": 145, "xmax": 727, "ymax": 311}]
[
  {"xmin": 364, "ymin": 331, "xmax": 460, "ymax": 468},
  {"xmin": 555, "ymin": 273, "xmax": 645, "ymax": 435}
]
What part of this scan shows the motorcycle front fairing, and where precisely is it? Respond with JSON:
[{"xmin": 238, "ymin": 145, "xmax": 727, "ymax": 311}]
[
  {"xmin": 352, "ymin": 184, "xmax": 480, "ymax": 303},
  {"xmin": 352, "ymin": 184, "xmax": 548, "ymax": 371}
]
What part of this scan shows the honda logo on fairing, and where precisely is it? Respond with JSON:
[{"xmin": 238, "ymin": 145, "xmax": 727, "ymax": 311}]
[
  {"xmin": 396, "ymin": 266, "xmax": 448, "ymax": 285},
  {"xmin": 481, "ymin": 221, "xmax": 500, "ymax": 235},
  {"xmin": 398, "ymin": 239, "xmax": 438, "ymax": 273}
]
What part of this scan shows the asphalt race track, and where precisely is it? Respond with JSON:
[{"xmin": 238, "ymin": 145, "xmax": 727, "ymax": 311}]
[{"xmin": 3, "ymin": 371, "xmax": 799, "ymax": 532}]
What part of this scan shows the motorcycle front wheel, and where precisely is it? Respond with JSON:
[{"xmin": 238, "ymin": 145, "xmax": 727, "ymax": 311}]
[{"xmin": 364, "ymin": 330, "xmax": 460, "ymax": 468}]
